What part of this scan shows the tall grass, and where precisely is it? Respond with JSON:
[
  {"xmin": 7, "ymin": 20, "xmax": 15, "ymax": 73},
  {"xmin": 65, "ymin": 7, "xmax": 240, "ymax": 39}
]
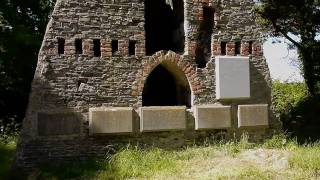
[
  {"xmin": 289, "ymin": 143, "xmax": 320, "ymax": 173},
  {"xmin": 4, "ymin": 134, "xmax": 320, "ymax": 179},
  {"xmin": 99, "ymin": 148, "xmax": 178, "ymax": 179}
]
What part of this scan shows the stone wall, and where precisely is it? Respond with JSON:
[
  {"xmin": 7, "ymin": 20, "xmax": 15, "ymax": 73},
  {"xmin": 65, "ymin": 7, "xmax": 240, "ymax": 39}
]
[{"xmin": 14, "ymin": 0, "xmax": 280, "ymax": 171}]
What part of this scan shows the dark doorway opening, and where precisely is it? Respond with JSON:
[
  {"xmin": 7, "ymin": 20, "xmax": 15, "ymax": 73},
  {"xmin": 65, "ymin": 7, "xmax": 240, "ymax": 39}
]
[
  {"xmin": 195, "ymin": 6, "xmax": 215, "ymax": 68},
  {"xmin": 145, "ymin": 0, "xmax": 185, "ymax": 55},
  {"xmin": 142, "ymin": 64, "xmax": 191, "ymax": 107}
]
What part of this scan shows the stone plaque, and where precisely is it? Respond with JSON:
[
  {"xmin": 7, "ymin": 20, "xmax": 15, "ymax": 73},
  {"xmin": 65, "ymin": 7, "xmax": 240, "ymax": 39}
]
[
  {"xmin": 38, "ymin": 112, "xmax": 81, "ymax": 136},
  {"xmin": 195, "ymin": 105, "xmax": 231, "ymax": 130},
  {"xmin": 238, "ymin": 104, "xmax": 269, "ymax": 128},
  {"xmin": 140, "ymin": 106, "xmax": 186, "ymax": 132},
  {"xmin": 89, "ymin": 107, "xmax": 134, "ymax": 134},
  {"xmin": 215, "ymin": 56, "xmax": 250, "ymax": 99}
]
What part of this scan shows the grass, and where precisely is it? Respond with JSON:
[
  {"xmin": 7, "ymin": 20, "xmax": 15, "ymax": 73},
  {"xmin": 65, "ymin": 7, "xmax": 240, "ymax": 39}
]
[
  {"xmin": 289, "ymin": 143, "xmax": 320, "ymax": 174},
  {"xmin": 0, "ymin": 139, "xmax": 16, "ymax": 179},
  {"xmin": 3, "ymin": 135, "xmax": 320, "ymax": 179}
]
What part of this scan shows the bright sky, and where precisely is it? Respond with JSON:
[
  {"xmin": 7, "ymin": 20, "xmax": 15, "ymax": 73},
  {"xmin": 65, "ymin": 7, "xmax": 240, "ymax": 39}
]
[{"xmin": 264, "ymin": 38, "xmax": 304, "ymax": 82}]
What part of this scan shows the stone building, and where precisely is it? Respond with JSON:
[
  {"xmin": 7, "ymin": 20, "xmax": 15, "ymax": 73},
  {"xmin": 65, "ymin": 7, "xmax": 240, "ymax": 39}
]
[{"xmin": 14, "ymin": 0, "xmax": 280, "ymax": 169}]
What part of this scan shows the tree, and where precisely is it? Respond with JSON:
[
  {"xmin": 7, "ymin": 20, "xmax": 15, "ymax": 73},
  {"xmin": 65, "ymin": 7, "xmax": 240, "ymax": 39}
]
[
  {"xmin": 0, "ymin": 0, "xmax": 55, "ymax": 135},
  {"xmin": 256, "ymin": 0, "xmax": 320, "ymax": 97}
]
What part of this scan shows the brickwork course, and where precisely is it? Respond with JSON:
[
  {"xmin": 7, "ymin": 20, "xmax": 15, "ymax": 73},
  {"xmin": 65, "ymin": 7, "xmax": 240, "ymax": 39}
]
[{"xmin": 14, "ymin": 0, "xmax": 281, "ymax": 170}]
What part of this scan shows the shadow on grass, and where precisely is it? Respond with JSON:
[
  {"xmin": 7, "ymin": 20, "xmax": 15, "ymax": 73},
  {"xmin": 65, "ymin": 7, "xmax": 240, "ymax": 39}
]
[
  {"xmin": 37, "ymin": 160, "xmax": 105, "ymax": 179},
  {"xmin": 37, "ymin": 148, "xmax": 178, "ymax": 179}
]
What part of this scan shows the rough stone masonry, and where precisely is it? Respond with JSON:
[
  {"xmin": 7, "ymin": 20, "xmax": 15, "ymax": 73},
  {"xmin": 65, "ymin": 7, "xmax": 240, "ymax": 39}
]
[{"xmin": 14, "ymin": 0, "xmax": 280, "ymax": 170}]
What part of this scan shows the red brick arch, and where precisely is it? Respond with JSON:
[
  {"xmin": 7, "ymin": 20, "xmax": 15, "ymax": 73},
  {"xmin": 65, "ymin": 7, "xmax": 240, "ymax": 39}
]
[{"xmin": 132, "ymin": 51, "xmax": 202, "ymax": 98}]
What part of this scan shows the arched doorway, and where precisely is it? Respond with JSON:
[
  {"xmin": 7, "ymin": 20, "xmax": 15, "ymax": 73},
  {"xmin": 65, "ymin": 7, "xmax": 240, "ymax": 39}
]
[
  {"xmin": 142, "ymin": 63, "xmax": 191, "ymax": 107},
  {"xmin": 145, "ymin": 0, "xmax": 185, "ymax": 55}
]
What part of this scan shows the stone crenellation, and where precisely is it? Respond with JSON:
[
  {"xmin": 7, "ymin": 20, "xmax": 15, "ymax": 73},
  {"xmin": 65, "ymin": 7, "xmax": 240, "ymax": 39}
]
[{"xmin": 14, "ymin": 0, "xmax": 280, "ymax": 171}]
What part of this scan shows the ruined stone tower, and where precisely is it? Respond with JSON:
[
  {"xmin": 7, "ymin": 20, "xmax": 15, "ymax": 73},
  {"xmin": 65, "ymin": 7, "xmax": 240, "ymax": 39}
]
[{"xmin": 15, "ymin": 0, "xmax": 280, "ymax": 169}]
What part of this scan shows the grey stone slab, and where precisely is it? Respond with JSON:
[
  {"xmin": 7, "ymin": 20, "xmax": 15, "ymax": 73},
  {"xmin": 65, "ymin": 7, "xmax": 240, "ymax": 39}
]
[
  {"xmin": 89, "ymin": 107, "xmax": 134, "ymax": 134},
  {"xmin": 215, "ymin": 56, "xmax": 250, "ymax": 99},
  {"xmin": 140, "ymin": 106, "xmax": 186, "ymax": 132},
  {"xmin": 38, "ymin": 112, "xmax": 81, "ymax": 136},
  {"xmin": 195, "ymin": 105, "xmax": 232, "ymax": 130},
  {"xmin": 238, "ymin": 104, "xmax": 269, "ymax": 128}
]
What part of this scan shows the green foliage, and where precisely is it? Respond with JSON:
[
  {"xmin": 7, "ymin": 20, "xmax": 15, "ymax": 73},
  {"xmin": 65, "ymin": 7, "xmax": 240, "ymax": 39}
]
[
  {"xmin": 0, "ymin": 0, "xmax": 56, "ymax": 135},
  {"xmin": 272, "ymin": 80, "xmax": 308, "ymax": 117},
  {"xmin": 272, "ymin": 81, "xmax": 320, "ymax": 141},
  {"xmin": 221, "ymin": 133, "xmax": 255, "ymax": 156},
  {"xmin": 263, "ymin": 134, "xmax": 299, "ymax": 149},
  {"xmin": 0, "ymin": 140, "xmax": 16, "ymax": 179},
  {"xmin": 256, "ymin": 0, "xmax": 320, "ymax": 96},
  {"xmin": 0, "ymin": 118, "xmax": 20, "ymax": 143},
  {"xmin": 272, "ymin": 81, "xmax": 320, "ymax": 143},
  {"xmin": 263, "ymin": 134, "xmax": 287, "ymax": 149},
  {"xmin": 287, "ymin": 95, "xmax": 320, "ymax": 141}
]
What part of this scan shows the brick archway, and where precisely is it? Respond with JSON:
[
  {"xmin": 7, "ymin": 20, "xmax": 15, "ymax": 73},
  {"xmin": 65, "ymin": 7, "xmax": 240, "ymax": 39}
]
[{"xmin": 132, "ymin": 51, "xmax": 202, "ymax": 103}]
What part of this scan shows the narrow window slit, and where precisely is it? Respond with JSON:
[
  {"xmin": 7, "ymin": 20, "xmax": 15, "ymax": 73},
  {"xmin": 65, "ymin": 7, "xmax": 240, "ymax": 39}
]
[
  {"xmin": 75, "ymin": 39, "xmax": 83, "ymax": 54},
  {"xmin": 58, "ymin": 38, "xmax": 65, "ymax": 55},
  {"xmin": 93, "ymin": 39, "xmax": 101, "ymax": 57},
  {"xmin": 235, "ymin": 41, "xmax": 241, "ymax": 55},
  {"xmin": 221, "ymin": 42, "xmax": 226, "ymax": 55},
  {"xmin": 111, "ymin": 40, "xmax": 118, "ymax": 56},
  {"xmin": 129, "ymin": 40, "xmax": 136, "ymax": 56},
  {"xmin": 249, "ymin": 41, "xmax": 253, "ymax": 54}
]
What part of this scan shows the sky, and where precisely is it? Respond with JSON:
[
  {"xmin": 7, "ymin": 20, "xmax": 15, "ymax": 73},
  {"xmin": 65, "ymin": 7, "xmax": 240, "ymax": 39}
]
[{"xmin": 263, "ymin": 38, "xmax": 304, "ymax": 82}]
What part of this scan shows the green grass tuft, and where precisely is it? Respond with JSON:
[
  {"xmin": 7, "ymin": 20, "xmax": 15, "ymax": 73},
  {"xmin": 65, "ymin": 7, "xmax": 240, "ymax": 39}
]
[
  {"xmin": 98, "ymin": 148, "xmax": 178, "ymax": 179},
  {"xmin": 289, "ymin": 144, "xmax": 320, "ymax": 174},
  {"xmin": 215, "ymin": 167, "xmax": 271, "ymax": 180}
]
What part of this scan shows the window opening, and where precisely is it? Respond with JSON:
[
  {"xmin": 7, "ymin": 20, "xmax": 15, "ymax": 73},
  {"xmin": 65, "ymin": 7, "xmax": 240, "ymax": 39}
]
[
  {"xmin": 249, "ymin": 41, "xmax": 253, "ymax": 55},
  {"xmin": 93, "ymin": 39, "xmax": 101, "ymax": 57},
  {"xmin": 145, "ymin": 0, "xmax": 185, "ymax": 55},
  {"xmin": 111, "ymin": 40, "xmax": 118, "ymax": 56},
  {"xmin": 129, "ymin": 40, "xmax": 136, "ymax": 56},
  {"xmin": 235, "ymin": 41, "xmax": 241, "ymax": 55},
  {"xmin": 221, "ymin": 42, "xmax": 226, "ymax": 55},
  {"xmin": 58, "ymin": 38, "xmax": 65, "ymax": 55},
  {"xmin": 75, "ymin": 39, "xmax": 83, "ymax": 54},
  {"xmin": 195, "ymin": 6, "xmax": 215, "ymax": 68}
]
